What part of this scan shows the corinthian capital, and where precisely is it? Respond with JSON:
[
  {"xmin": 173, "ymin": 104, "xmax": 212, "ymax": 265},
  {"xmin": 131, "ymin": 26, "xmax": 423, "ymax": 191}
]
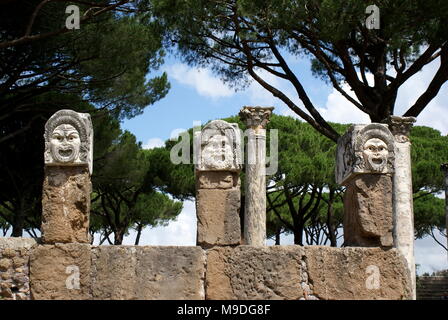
[
  {"xmin": 239, "ymin": 106, "xmax": 274, "ymax": 130},
  {"xmin": 387, "ymin": 116, "xmax": 416, "ymax": 143}
]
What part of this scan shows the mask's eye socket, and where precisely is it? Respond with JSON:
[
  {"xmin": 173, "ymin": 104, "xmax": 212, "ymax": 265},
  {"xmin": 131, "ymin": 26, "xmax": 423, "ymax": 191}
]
[{"xmin": 68, "ymin": 133, "xmax": 79, "ymax": 142}]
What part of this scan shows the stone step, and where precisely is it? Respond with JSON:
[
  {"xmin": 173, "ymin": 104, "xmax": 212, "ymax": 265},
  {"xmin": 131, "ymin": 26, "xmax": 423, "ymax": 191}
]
[{"xmin": 416, "ymin": 276, "xmax": 448, "ymax": 300}]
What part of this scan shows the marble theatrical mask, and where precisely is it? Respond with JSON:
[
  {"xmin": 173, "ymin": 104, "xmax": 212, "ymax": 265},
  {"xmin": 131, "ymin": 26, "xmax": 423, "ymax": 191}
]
[
  {"xmin": 362, "ymin": 138, "xmax": 389, "ymax": 171},
  {"xmin": 49, "ymin": 124, "xmax": 81, "ymax": 163},
  {"xmin": 202, "ymin": 134, "xmax": 233, "ymax": 169}
]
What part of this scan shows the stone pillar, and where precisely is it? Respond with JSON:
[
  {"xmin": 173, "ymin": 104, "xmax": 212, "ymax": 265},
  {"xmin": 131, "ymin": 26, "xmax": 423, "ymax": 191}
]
[
  {"xmin": 441, "ymin": 163, "xmax": 448, "ymax": 263},
  {"xmin": 239, "ymin": 106, "xmax": 273, "ymax": 246},
  {"xmin": 387, "ymin": 115, "xmax": 416, "ymax": 299},
  {"xmin": 194, "ymin": 120, "xmax": 242, "ymax": 248},
  {"xmin": 41, "ymin": 110, "xmax": 93, "ymax": 244},
  {"xmin": 336, "ymin": 124, "xmax": 395, "ymax": 247}
]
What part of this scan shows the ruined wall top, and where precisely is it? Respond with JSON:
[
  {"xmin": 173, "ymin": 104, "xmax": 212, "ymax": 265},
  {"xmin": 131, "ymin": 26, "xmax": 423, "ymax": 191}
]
[
  {"xmin": 194, "ymin": 120, "xmax": 242, "ymax": 172},
  {"xmin": 44, "ymin": 109, "xmax": 93, "ymax": 174},
  {"xmin": 336, "ymin": 123, "xmax": 395, "ymax": 185}
]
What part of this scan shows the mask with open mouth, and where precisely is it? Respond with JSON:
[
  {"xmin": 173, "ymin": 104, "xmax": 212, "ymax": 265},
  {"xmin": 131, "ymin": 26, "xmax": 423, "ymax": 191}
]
[
  {"xmin": 202, "ymin": 133, "xmax": 233, "ymax": 170},
  {"xmin": 362, "ymin": 138, "xmax": 388, "ymax": 172},
  {"xmin": 50, "ymin": 124, "xmax": 81, "ymax": 163}
]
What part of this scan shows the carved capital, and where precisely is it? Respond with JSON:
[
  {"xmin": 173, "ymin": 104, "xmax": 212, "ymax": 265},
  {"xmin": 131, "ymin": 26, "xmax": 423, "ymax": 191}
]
[
  {"xmin": 239, "ymin": 106, "xmax": 274, "ymax": 130},
  {"xmin": 387, "ymin": 116, "xmax": 416, "ymax": 143},
  {"xmin": 44, "ymin": 109, "xmax": 93, "ymax": 174}
]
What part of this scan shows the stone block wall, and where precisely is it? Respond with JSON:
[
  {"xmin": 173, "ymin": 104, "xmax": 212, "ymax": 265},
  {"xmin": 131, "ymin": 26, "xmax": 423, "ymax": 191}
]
[
  {"xmin": 206, "ymin": 246, "xmax": 411, "ymax": 300},
  {"xmin": 0, "ymin": 238, "xmax": 37, "ymax": 300},
  {"xmin": 0, "ymin": 238, "xmax": 412, "ymax": 300}
]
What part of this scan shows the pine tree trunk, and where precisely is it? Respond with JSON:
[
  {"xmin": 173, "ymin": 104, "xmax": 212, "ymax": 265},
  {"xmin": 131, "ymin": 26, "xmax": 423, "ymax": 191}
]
[{"xmin": 11, "ymin": 197, "xmax": 24, "ymax": 237}]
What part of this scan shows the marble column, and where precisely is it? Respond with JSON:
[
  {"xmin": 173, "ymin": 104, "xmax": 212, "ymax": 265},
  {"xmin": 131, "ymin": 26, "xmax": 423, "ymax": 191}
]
[
  {"xmin": 41, "ymin": 110, "xmax": 93, "ymax": 244},
  {"xmin": 441, "ymin": 163, "xmax": 448, "ymax": 263},
  {"xmin": 239, "ymin": 106, "xmax": 273, "ymax": 246},
  {"xmin": 388, "ymin": 115, "xmax": 416, "ymax": 300}
]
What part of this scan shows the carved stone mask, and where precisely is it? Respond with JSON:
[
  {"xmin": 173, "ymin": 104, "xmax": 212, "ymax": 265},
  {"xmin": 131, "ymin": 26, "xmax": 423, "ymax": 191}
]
[
  {"xmin": 50, "ymin": 124, "xmax": 81, "ymax": 163},
  {"xmin": 362, "ymin": 138, "xmax": 388, "ymax": 171},
  {"xmin": 202, "ymin": 134, "xmax": 233, "ymax": 170}
]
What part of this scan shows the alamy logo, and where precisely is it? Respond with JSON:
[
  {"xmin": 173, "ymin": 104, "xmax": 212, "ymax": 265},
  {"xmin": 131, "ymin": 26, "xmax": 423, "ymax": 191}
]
[
  {"xmin": 365, "ymin": 5, "xmax": 380, "ymax": 30},
  {"xmin": 169, "ymin": 121, "xmax": 278, "ymax": 175},
  {"xmin": 65, "ymin": 265, "xmax": 80, "ymax": 290},
  {"xmin": 365, "ymin": 265, "xmax": 381, "ymax": 290},
  {"xmin": 65, "ymin": 5, "xmax": 80, "ymax": 30}
]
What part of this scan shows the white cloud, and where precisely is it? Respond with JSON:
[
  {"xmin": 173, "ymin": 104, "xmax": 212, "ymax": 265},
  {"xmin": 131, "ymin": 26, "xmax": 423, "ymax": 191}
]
[
  {"xmin": 167, "ymin": 64, "xmax": 234, "ymax": 99},
  {"xmin": 394, "ymin": 59, "xmax": 448, "ymax": 135},
  {"xmin": 415, "ymin": 233, "xmax": 447, "ymax": 275},
  {"xmin": 316, "ymin": 59, "xmax": 448, "ymax": 133},
  {"xmin": 245, "ymin": 69, "xmax": 296, "ymax": 106},
  {"xmin": 318, "ymin": 87, "xmax": 370, "ymax": 124},
  {"xmin": 121, "ymin": 200, "xmax": 197, "ymax": 246},
  {"xmin": 142, "ymin": 138, "xmax": 164, "ymax": 150},
  {"xmin": 316, "ymin": 74, "xmax": 372, "ymax": 125}
]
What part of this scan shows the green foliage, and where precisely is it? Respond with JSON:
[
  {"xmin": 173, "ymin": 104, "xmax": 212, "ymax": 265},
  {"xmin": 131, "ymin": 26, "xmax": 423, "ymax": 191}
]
[
  {"xmin": 0, "ymin": 208, "xmax": 10, "ymax": 236},
  {"xmin": 1, "ymin": 1, "xmax": 170, "ymax": 124},
  {"xmin": 145, "ymin": 146, "xmax": 196, "ymax": 200},
  {"xmin": 150, "ymin": 0, "xmax": 448, "ymax": 140},
  {"xmin": 0, "ymin": 1, "xmax": 171, "ymax": 236},
  {"xmin": 410, "ymin": 126, "xmax": 448, "ymax": 194},
  {"xmin": 92, "ymin": 130, "xmax": 183, "ymax": 245},
  {"xmin": 159, "ymin": 114, "xmax": 447, "ymax": 246},
  {"xmin": 414, "ymin": 193, "xmax": 445, "ymax": 238}
]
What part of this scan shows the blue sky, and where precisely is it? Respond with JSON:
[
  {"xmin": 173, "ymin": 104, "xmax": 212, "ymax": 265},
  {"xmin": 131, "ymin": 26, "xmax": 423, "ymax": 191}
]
[
  {"xmin": 121, "ymin": 54, "xmax": 334, "ymax": 145},
  {"xmin": 119, "ymin": 51, "xmax": 448, "ymax": 275}
]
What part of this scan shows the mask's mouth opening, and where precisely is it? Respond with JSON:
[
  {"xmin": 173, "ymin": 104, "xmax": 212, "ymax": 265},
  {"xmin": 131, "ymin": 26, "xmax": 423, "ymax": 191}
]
[
  {"xmin": 372, "ymin": 158, "xmax": 383, "ymax": 165},
  {"xmin": 58, "ymin": 148, "xmax": 73, "ymax": 158}
]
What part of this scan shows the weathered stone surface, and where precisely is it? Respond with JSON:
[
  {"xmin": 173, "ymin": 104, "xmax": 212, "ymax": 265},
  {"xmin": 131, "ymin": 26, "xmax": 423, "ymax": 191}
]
[
  {"xmin": 91, "ymin": 246, "xmax": 206, "ymax": 300},
  {"xmin": 0, "ymin": 258, "xmax": 11, "ymax": 271},
  {"xmin": 196, "ymin": 189, "xmax": 241, "ymax": 247},
  {"xmin": 44, "ymin": 109, "xmax": 93, "ymax": 174},
  {"xmin": 29, "ymin": 244, "xmax": 92, "ymax": 300},
  {"xmin": 305, "ymin": 246, "xmax": 412, "ymax": 300},
  {"xmin": 41, "ymin": 166, "xmax": 91, "ymax": 244},
  {"xmin": 196, "ymin": 171, "xmax": 239, "ymax": 189},
  {"xmin": 205, "ymin": 246, "xmax": 411, "ymax": 300},
  {"xmin": 206, "ymin": 246, "xmax": 306, "ymax": 300},
  {"xmin": 0, "ymin": 237, "xmax": 35, "ymax": 300},
  {"xmin": 12, "ymin": 257, "xmax": 26, "ymax": 268},
  {"xmin": 195, "ymin": 120, "xmax": 242, "ymax": 172},
  {"xmin": 343, "ymin": 174, "xmax": 393, "ymax": 247},
  {"xmin": 7, "ymin": 241, "xmax": 412, "ymax": 300},
  {"xmin": 0, "ymin": 237, "xmax": 37, "ymax": 250},
  {"xmin": 336, "ymin": 123, "xmax": 395, "ymax": 185}
]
